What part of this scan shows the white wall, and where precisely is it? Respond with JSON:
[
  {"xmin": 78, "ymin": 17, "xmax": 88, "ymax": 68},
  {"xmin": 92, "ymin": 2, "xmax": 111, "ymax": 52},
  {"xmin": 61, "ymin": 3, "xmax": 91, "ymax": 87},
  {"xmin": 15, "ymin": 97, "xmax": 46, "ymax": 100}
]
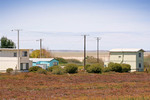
[
  {"xmin": 0, "ymin": 57, "xmax": 18, "ymax": 71},
  {"xmin": 109, "ymin": 52, "xmax": 144, "ymax": 72}
]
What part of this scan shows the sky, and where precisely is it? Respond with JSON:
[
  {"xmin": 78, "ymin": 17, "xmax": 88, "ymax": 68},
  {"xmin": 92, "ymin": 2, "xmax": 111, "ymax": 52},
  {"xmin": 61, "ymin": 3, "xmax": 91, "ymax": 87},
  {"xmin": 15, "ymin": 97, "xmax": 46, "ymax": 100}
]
[{"xmin": 0, "ymin": 0, "xmax": 150, "ymax": 50}]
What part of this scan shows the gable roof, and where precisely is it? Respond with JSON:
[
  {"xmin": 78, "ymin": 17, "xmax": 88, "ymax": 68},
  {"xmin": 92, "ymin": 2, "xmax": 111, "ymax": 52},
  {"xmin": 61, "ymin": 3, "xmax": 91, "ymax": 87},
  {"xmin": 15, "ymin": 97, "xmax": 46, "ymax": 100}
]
[
  {"xmin": 29, "ymin": 58, "xmax": 55, "ymax": 62},
  {"xmin": 110, "ymin": 48, "xmax": 145, "ymax": 52}
]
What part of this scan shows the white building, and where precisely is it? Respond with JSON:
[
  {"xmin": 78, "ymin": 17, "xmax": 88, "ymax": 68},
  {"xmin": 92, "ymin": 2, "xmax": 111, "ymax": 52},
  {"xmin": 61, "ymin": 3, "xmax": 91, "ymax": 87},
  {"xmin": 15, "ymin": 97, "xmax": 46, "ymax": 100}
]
[
  {"xmin": 105, "ymin": 48, "xmax": 145, "ymax": 72},
  {"xmin": 0, "ymin": 49, "xmax": 32, "ymax": 72}
]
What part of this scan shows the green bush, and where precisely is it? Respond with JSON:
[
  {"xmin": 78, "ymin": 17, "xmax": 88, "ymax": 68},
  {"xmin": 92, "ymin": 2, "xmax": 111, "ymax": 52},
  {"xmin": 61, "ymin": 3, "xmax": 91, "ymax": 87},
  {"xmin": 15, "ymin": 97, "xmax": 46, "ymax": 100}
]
[
  {"xmin": 52, "ymin": 68, "xmax": 64, "ymax": 75},
  {"xmin": 108, "ymin": 62, "xmax": 122, "ymax": 72},
  {"xmin": 78, "ymin": 66, "xmax": 84, "ymax": 70},
  {"xmin": 37, "ymin": 69, "xmax": 47, "ymax": 74},
  {"xmin": 86, "ymin": 63, "xmax": 102, "ymax": 73},
  {"xmin": 47, "ymin": 66, "xmax": 60, "ymax": 72},
  {"xmin": 85, "ymin": 64, "xmax": 91, "ymax": 70},
  {"xmin": 6, "ymin": 68, "xmax": 13, "ymax": 73},
  {"xmin": 55, "ymin": 57, "xmax": 68, "ymax": 64},
  {"xmin": 64, "ymin": 64, "xmax": 78, "ymax": 73},
  {"xmin": 103, "ymin": 67, "xmax": 111, "ymax": 72},
  {"xmin": 121, "ymin": 64, "xmax": 131, "ymax": 72},
  {"xmin": 29, "ymin": 66, "xmax": 42, "ymax": 72}
]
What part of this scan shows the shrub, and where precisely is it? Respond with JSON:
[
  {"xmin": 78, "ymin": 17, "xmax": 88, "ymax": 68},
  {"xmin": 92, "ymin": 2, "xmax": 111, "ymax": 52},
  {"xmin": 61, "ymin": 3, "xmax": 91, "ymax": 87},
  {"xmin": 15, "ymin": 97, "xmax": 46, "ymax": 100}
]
[
  {"xmin": 86, "ymin": 63, "xmax": 102, "ymax": 73},
  {"xmin": 6, "ymin": 68, "xmax": 13, "ymax": 73},
  {"xmin": 103, "ymin": 67, "xmax": 111, "ymax": 72},
  {"xmin": 64, "ymin": 64, "xmax": 78, "ymax": 73},
  {"xmin": 47, "ymin": 66, "xmax": 60, "ymax": 72},
  {"xmin": 29, "ymin": 66, "xmax": 42, "ymax": 72},
  {"xmin": 78, "ymin": 66, "xmax": 84, "ymax": 71},
  {"xmin": 85, "ymin": 64, "xmax": 91, "ymax": 70},
  {"xmin": 108, "ymin": 62, "xmax": 122, "ymax": 72},
  {"xmin": 121, "ymin": 64, "xmax": 131, "ymax": 72},
  {"xmin": 52, "ymin": 68, "xmax": 64, "ymax": 75},
  {"xmin": 37, "ymin": 69, "xmax": 47, "ymax": 74},
  {"xmin": 55, "ymin": 57, "xmax": 68, "ymax": 64}
]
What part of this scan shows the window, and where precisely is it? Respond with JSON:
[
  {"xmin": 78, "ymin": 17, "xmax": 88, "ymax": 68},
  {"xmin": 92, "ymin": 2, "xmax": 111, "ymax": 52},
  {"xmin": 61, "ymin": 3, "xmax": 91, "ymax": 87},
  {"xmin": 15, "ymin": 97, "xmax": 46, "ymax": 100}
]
[
  {"xmin": 20, "ymin": 63, "xmax": 23, "ymax": 70},
  {"xmin": 22, "ymin": 51, "xmax": 27, "ymax": 57},
  {"xmin": 26, "ymin": 63, "xmax": 29, "ymax": 70},
  {"xmin": 139, "ymin": 53, "xmax": 141, "ymax": 57},
  {"xmin": 53, "ymin": 62, "xmax": 58, "ymax": 66},
  {"xmin": 14, "ymin": 52, "xmax": 17, "ymax": 57},
  {"xmin": 139, "ymin": 63, "xmax": 141, "ymax": 68},
  {"xmin": 20, "ymin": 63, "xmax": 29, "ymax": 70}
]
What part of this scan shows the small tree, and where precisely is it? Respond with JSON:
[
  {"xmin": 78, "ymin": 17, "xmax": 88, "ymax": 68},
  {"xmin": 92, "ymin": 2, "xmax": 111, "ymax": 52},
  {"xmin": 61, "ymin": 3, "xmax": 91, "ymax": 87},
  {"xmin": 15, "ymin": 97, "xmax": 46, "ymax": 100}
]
[
  {"xmin": 30, "ymin": 49, "xmax": 52, "ymax": 58},
  {"xmin": 0, "ymin": 36, "xmax": 16, "ymax": 48},
  {"xmin": 86, "ymin": 56, "xmax": 104, "ymax": 66}
]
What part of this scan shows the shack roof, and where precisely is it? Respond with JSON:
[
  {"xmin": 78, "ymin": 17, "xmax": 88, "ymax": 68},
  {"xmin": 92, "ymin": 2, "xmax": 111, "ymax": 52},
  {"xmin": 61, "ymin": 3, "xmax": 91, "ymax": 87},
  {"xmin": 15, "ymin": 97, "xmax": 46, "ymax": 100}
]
[
  {"xmin": 110, "ymin": 48, "xmax": 145, "ymax": 52},
  {"xmin": 29, "ymin": 58, "xmax": 55, "ymax": 62}
]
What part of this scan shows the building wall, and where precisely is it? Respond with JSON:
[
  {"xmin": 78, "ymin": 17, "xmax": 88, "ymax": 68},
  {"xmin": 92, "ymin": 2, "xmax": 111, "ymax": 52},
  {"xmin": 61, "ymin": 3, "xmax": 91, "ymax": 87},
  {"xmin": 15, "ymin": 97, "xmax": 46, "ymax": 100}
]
[
  {"xmin": 136, "ymin": 51, "xmax": 144, "ymax": 71},
  {"xmin": 0, "ymin": 50, "xmax": 32, "ymax": 71},
  {"xmin": 49, "ymin": 59, "xmax": 59, "ymax": 67},
  {"xmin": 0, "ymin": 57, "xmax": 18, "ymax": 71},
  {"xmin": 32, "ymin": 59, "xmax": 59, "ymax": 69},
  {"xmin": 109, "ymin": 52, "xmax": 142, "ymax": 72},
  {"xmin": 0, "ymin": 50, "xmax": 29, "ymax": 57}
]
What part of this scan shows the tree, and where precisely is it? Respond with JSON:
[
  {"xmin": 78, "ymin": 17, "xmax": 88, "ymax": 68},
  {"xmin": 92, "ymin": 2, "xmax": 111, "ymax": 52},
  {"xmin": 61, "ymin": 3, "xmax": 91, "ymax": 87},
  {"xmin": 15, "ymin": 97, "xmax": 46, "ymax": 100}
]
[
  {"xmin": 86, "ymin": 56, "xmax": 104, "ymax": 66},
  {"xmin": 30, "ymin": 49, "xmax": 52, "ymax": 58},
  {"xmin": 0, "ymin": 36, "xmax": 16, "ymax": 48}
]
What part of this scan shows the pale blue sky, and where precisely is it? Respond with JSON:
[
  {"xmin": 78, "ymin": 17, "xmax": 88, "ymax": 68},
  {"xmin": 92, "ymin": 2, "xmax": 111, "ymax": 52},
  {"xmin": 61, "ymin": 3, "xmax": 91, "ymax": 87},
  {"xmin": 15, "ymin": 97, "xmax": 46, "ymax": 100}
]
[{"xmin": 0, "ymin": 0, "xmax": 150, "ymax": 50}]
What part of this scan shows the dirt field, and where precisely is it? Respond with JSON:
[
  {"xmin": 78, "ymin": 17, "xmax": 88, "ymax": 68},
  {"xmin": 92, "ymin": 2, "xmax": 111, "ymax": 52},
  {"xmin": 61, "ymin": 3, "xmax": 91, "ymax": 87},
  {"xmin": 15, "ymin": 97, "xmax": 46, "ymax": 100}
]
[{"xmin": 1, "ymin": 72, "xmax": 150, "ymax": 99}]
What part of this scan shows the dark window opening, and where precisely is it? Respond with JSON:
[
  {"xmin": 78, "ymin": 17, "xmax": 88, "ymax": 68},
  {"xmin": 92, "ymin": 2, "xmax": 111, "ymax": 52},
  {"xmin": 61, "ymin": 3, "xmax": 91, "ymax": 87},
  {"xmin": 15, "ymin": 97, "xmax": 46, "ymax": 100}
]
[
  {"xmin": 139, "ymin": 63, "xmax": 141, "ymax": 68},
  {"xmin": 14, "ymin": 52, "xmax": 17, "ymax": 57},
  {"xmin": 22, "ymin": 51, "xmax": 27, "ymax": 57},
  {"xmin": 139, "ymin": 53, "xmax": 141, "ymax": 57}
]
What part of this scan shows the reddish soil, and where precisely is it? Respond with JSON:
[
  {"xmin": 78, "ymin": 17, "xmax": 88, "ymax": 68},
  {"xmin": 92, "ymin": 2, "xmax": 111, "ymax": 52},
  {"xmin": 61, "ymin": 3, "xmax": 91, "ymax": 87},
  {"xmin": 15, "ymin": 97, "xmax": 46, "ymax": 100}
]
[{"xmin": 0, "ymin": 72, "xmax": 150, "ymax": 99}]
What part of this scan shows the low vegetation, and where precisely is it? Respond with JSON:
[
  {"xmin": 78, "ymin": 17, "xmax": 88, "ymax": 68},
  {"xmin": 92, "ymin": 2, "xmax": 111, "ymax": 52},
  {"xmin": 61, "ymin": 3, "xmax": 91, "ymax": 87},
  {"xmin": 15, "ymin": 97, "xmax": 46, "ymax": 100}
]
[
  {"xmin": 52, "ymin": 67, "xmax": 64, "ymax": 75},
  {"xmin": 6, "ymin": 68, "xmax": 13, "ymax": 73},
  {"xmin": 37, "ymin": 69, "xmax": 47, "ymax": 75},
  {"xmin": 0, "ymin": 72, "xmax": 150, "ymax": 99},
  {"xmin": 47, "ymin": 66, "xmax": 60, "ymax": 72},
  {"xmin": 86, "ymin": 63, "xmax": 103, "ymax": 73},
  {"xmin": 144, "ymin": 55, "xmax": 150, "ymax": 73},
  {"xmin": 55, "ymin": 57, "xmax": 68, "ymax": 64},
  {"xmin": 108, "ymin": 62, "xmax": 131, "ymax": 73},
  {"xmin": 29, "ymin": 66, "xmax": 42, "ymax": 72},
  {"xmin": 64, "ymin": 63, "xmax": 78, "ymax": 73}
]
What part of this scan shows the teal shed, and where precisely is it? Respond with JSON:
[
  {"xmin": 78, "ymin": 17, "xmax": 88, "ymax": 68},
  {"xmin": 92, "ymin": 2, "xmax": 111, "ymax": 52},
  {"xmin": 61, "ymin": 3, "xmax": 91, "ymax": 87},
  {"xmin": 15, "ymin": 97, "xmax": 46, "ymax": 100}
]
[{"xmin": 29, "ymin": 58, "xmax": 59, "ymax": 69}]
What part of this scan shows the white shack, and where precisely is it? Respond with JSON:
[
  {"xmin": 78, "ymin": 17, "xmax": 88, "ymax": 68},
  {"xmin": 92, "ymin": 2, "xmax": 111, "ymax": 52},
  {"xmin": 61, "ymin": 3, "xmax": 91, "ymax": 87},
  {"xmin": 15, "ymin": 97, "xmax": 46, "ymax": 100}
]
[
  {"xmin": 105, "ymin": 48, "xmax": 145, "ymax": 72},
  {"xmin": 0, "ymin": 48, "xmax": 32, "ymax": 72}
]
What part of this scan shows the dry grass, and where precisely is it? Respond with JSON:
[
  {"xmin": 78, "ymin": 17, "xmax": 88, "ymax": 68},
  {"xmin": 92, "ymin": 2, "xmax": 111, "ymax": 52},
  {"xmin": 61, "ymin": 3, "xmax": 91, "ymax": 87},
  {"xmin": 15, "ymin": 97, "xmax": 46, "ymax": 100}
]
[{"xmin": 0, "ymin": 72, "xmax": 150, "ymax": 99}]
